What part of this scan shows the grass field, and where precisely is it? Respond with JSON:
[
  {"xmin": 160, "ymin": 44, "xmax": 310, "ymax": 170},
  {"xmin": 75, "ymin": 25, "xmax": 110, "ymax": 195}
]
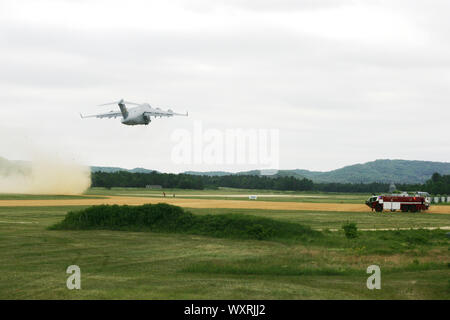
[
  {"xmin": 0, "ymin": 188, "xmax": 449, "ymax": 299},
  {"xmin": 86, "ymin": 187, "xmax": 322, "ymax": 196},
  {"xmin": 86, "ymin": 187, "xmax": 371, "ymax": 204},
  {"xmin": 0, "ymin": 194, "xmax": 107, "ymax": 200},
  {"xmin": 188, "ymin": 208, "xmax": 450, "ymax": 230},
  {"xmin": 86, "ymin": 187, "xmax": 450, "ymax": 205}
]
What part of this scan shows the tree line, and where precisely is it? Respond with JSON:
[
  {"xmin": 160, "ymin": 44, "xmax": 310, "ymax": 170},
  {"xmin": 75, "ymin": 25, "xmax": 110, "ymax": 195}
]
[
  {"xmin": 397, "ymin": 173, "xmax": 450, "ymax": 195},
  {"xmin": 91, "ymin": 171, "xmax": 450, "ymax": 194}
]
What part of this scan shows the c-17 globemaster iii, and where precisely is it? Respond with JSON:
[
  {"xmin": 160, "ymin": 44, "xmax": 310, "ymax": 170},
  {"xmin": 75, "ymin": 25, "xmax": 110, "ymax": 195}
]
[{"xmin": 80, "ymin": 99, "xmax": 188, "ymax": 125}]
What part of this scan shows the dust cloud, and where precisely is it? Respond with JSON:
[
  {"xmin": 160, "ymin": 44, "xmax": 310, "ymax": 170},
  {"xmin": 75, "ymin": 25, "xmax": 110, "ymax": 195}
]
[{"xmin": 0, "ymin": 155, "xmax": 91, "ymax": 195}]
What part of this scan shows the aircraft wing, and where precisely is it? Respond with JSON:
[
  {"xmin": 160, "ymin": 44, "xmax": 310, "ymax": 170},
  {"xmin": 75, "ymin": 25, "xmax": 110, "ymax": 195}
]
[
  {"xmin": 80, "ymin": 111, "xmax": 123, "ymax": 119},
  {"xmin": 143, "ymin": 108, "xmax": 188, "ymax": 118}
]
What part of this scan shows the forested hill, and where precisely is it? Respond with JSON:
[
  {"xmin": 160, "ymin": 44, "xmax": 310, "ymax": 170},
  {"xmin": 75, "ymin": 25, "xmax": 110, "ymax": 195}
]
[
  {"xmin": 295, "ymin": 159, "xmax": 450, "ymax": 184},
  {"xmin": 184, "ymin": 160, "xmax": 450, "ymax": 184}
]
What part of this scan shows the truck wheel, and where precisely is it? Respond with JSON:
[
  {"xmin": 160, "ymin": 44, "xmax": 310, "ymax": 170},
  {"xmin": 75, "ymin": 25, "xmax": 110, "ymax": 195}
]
[
  {"xmin": 375, "ymin": 204, "xmax": 383, "ymax": 212},
  {"xmin": 410, "ymin": 206, "xmax": 417, "ymax": 213}
]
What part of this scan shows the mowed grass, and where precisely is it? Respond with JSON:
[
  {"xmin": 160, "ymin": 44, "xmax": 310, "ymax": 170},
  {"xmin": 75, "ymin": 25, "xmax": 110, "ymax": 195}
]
[
  {"xmin": 86, "ymin": 187, "xmax": 322, "ymax": 196},
  {"xmin": 0, "ymin": 205, "xmax": 449, "ymax": 299},
  {"xmin": 188, "ymin": 208, "xmax": 450, "ymax": 230},
  {"xmin": 144, "ymin": 195, "xmax": 369, "ymax": 204},
  {"xmin": 86, "ymin": 187, "xmax": 372, "ymax": 204},
  {"xmin": 5, "ymin": 187, "xmax": 446, "ymax": 206},
  {"xmin": 0, "ymin": 194, "xmax": 106, "ymax": 200},
  {"xmin": 87, "ymin": 187, "xmax": 450, "ymax": 205}
]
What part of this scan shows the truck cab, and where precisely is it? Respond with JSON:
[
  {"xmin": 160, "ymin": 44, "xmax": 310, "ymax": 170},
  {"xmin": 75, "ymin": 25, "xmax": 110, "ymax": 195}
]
[{"xmin": 365, "ymin": 196, "xmax": 383, "ymax": 212}]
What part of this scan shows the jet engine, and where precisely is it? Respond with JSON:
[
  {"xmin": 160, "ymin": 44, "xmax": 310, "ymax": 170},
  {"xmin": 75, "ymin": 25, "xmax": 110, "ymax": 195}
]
[{"xmin": 143, "ymin": 114, "xmax": 151, "ymax": 125}]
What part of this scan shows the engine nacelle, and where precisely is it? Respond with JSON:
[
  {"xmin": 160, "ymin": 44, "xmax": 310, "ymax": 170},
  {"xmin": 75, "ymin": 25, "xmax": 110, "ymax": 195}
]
[{"xmin": 143, "ymin": 114, "xmax": 151, "ymax": 124}]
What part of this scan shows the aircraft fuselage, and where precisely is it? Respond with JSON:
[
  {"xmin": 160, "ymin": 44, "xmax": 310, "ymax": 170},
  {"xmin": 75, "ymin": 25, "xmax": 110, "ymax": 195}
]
[{"xmin": 121, "ymin": 105, "xmax": 152, "ymax": 125}]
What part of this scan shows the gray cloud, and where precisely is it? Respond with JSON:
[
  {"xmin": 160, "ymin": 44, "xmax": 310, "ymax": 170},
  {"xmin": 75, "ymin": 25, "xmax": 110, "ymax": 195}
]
[{"xmin": 0, "ymin": 0, "xmax": 449, "ymax": 172}]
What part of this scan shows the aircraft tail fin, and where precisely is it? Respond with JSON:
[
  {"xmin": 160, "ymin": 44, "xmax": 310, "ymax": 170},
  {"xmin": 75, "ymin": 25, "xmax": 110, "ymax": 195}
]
[
  {"xmin": 97, "ymin": 99, "xmax": 137, "ymax": 119},
  {"xmin": 117, "ymin": 99, "xmax": 128, "ymax": 119}
]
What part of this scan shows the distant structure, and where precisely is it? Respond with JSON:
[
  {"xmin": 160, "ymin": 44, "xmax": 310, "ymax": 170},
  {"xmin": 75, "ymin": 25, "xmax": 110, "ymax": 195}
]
[
  {"xmin": 146, "ymin": 185, "xmax": 162, "ymax": 189},
  {"xmin": 249, "ymin": 195, "xmax": 258, "ymax": 200},
  {"xmin": 389, "ymin": 182, "xmax": 397, "ymax": 193}
]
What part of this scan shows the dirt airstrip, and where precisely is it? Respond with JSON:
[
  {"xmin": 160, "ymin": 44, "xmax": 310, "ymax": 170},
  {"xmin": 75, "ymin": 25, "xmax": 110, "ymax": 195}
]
[{"xmin": 0, "ymin": 196, "xmax": 449, "ymax": 214}]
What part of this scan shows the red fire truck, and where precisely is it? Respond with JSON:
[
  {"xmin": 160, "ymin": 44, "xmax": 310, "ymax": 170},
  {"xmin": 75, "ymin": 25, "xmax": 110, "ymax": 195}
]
[{"xmin": 365, "ymin": 193, "xmax": 430, "ymax": 212}]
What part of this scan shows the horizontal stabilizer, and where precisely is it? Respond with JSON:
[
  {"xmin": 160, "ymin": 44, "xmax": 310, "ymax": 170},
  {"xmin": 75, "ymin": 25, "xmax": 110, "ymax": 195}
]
[{"xmin": 97, "ymin": 99, "xmax": 141, "ymax": 106}]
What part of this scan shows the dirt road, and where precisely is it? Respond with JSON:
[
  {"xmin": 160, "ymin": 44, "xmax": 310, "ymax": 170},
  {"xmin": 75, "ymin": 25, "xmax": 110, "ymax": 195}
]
[{"xmin": 0, "ymin": 196, "xmax": 449, "ymax": 214}]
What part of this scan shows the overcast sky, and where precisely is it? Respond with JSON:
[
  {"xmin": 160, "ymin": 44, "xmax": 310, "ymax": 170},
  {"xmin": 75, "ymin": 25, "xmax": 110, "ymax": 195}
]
[{"xmin": 1, "ymin": 0, "xmax": 449, "ymax": 173}]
